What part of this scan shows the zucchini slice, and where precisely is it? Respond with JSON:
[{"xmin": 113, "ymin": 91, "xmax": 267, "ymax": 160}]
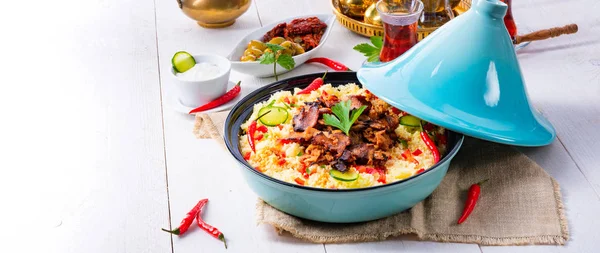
[
  {"xmin": 329, "ymin": 169, "xmax": 359, "ymax": 182},
  {"xmin": 399, "ymin": 115, "xmax": 421, "ymax": 127},
  {"xmin": 258, "ymin": 106, "xmax": 288, "ymax": 126},
  {"xmin": 171, "ymin": 51, "xmax": 196, "ymax": 73}
]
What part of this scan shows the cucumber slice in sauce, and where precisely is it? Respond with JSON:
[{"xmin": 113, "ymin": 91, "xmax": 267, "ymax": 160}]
[
  {"xmin": 399, "ymin": 115, "xmax": 421, "ymax": 127},
  {"xmin": 171, "ymin": 51, "xmax": 196, "ymax": 73},
  {"xmin": 329, "ymin": 169, "xmax": 359, "ymax": 182},
  {"xmin": 258, "ymin": 106, "xmax": 288, "ymax": 126}
]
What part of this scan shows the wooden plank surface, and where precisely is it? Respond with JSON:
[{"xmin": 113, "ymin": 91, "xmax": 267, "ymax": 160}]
[
  {"xmin": 156, "ymin": 0, "xmax": 600, "ymax": 252},
  {"xmin": 153, "ymin": 1, "xmax": 326, "ymax": 252},
  {"xmin": 480, "ymin": 0, "xmax": 600, "ymax": 251},
  {"xmin": 0, "ymin": 0, "xmax": 171, "ymax": 252}
]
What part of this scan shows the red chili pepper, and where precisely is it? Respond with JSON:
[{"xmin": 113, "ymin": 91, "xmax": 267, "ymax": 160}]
[
  {"xmin": 247, "ymin": 121, "xmax": 257, "ymax": 153},
  {"xmin": 306, "ymin": 57, "xmax": 352, "ymax": 71},
  {"xmin": 255, "ymin": 134, "xmax": 264, "ymax": 141},
  {"xmin": 277, "ymin": 158, "xmax": 286, "ymax": 166},
  {"xmin": 278, "ymin": 139, "xmax": 293, "ymax": 145},
  {"xmin": 277, "ymin": 125, "xmax": 283, "ymax": 130},
  {"xmin": 457, "ymin": 179, "xmax": 488, "ymax": 224},
  {"xmin": 257, "ymin": 125, "xmax": 268, "ymax": 133},
  {"xmin": 401, "ymin": 149, "xmax": 419, "ymax": 164},
  {"xmin": 294, "ymin": 177, "xmax": 306, "ymax": 185},
  {"xmin": 416, "ymin": 168, "xmax": 425, "ymax": 174},
  {"xmin": 366, "ymin": 167, "xmax": 377, "ymax": 174},
  {"xmin": 420, "ymin": 131, "xmax": 440, "ymax": 163},
  {"xmin": 283, "ymin": 97, "xmax": 291, "ymax": 104},
  {"xmin": 391, "ymin": 107, "xmax": 402, "ymax": 115},
  {"xmin": 243, "ymin": 152, "xmax": 251, "ymax": 160},
  {"xmin": 189, "ymin": 81, "xmax": 241, "ymax": 114},
  {"xmin": 297, "ymin": 71, "xmax": 327, "ymax": 95},
  {"xmin": 195, "ymin": 199, "xmax": 227, "ymax": 248},
  {"xmin": 161, "ymin": 199, "xmax": 208, "ymax": 235},
  {"xmin": 247, "ymin": 110, "xmax": 272, "ymax": 153},
  {"xmin": 377, "ymin": 173, "xmax": 386, "ymax": 184},
  {"xmin": 412, "ymin": 149, "xmax": 422, "ymax": 156},
  {"xmin": 255, "ymin": 166, "xmax": 262, "ymax": 172}
]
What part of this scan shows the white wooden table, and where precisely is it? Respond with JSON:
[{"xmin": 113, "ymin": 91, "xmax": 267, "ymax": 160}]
[{"xmin": 1, "ymin": 0, "xmax": 599, "ymax": 252}]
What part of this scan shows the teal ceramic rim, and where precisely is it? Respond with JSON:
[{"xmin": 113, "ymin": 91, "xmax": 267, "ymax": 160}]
[{"xmin": 224, "ymin": 72, "xmax": 465, "ymax": 192}]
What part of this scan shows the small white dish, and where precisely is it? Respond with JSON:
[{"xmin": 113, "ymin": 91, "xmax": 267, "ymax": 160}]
[
  {"xmin": 169, "ymin": 80, "xmax": 246, "ymax": 114},
  {"xmin": 227, "ymin": 14, "xmax": 336, "ymax": 78},
  {"xmin": 171, "ymin": 54, "xmax": 231, "ymax": 107}
]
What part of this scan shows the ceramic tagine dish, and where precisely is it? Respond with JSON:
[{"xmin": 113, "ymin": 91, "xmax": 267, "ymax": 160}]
[{"xmin": 358, "ymin": 0, "xmax": 556, "ymax": 146}]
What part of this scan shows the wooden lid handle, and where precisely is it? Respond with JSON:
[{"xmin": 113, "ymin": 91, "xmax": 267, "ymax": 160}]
[{"xmin": 514, "ymin": 24, "xmax": 578, "ymax": 45}]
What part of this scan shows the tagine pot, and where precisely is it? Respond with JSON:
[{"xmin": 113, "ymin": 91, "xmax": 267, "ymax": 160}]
[{"xmin": 357, "ymin": 0, "xmax": 555, "ymax": 146}]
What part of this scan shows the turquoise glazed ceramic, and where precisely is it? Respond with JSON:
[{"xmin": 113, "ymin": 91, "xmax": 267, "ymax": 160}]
[
  {"xmin": 224, "ymin": 72, "xmax": 464, "ymax": 223},
  {"xmin": 357, "ymin": 0, "xmax": 555, "ymax": 147}
]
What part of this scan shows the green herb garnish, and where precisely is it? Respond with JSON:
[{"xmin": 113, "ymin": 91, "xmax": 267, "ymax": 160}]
[
  {"xmin": 258, "ymin": 43, "xmax": 296, "ymax": 81},
  {"xmin": 306, "ymin": 167, "xmax": 311, "ymax": 174},
  {"xmin": 399, "ymin": 139, "xmax": 408, "ymax": 149},
  {"xmin": 297, "ymin": 151, "xmax": 303, "ymax": 156},
  {"xmin": 353, "ymin": 36, "xmax": 383, "ymax": 62},
  {"xmin": 323, "ymin": 100, "xmax": 367, "ymax": 136}
]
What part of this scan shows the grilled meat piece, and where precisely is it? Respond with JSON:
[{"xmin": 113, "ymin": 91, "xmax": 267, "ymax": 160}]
[
  {"xmin": 318, "ymin": 108, "xmax": 332, "ymax": 115},
  {"xmin": 303, "ymin": 144, "xmax": 323, "ymax": 164},
  {"xmin": 285, "ymin": 17, "xmax": 327, "ymax": 37},
  {"xmin": 374, "ymin": 130, "xmax": 395, "ymax": 151},
  {"xmin": 350, "ymin": 143, "xmax": 376, "ymax": 165},
  {"xmin": 289, "ymin": 95, "xmax": 403, "ymax": 170},
  {"xmin": 284, "ymin": 127, "xmax": 319, "ymax": 144},
  {"xmin": 346, "ymin": 95, "xmax": 369, "ymax": 110},
  {"xmin": 385, "ymin": 114, "xmax": 400, "ymax": 131},
  {"xmin": 317, "ymin": 93, "xmax": 339, "ymax": 108},
  {"xmin": 332, "ymin": 161, "xmax": 348, "ymax": 172},
  {"xmin": 293, "ymin": 102, "xmax": 320, "ymax": 132},
  {"xmin": 262, "ymin": 23, "xmax": 286, "ymax": 42},
  {"xmin": 368, "ymin": 98, "xmax": 390, "ymax": 119},
  {"xmin": 369, "ymin": 120, "xmax": 388, "ymax": 130},
  {"xmin": 311, "ymin": 132, "xmax": 351, "ymax": 157},
  {"xmin": 284, "ymin": 17, "xmax": 327, "ymax": 50}
]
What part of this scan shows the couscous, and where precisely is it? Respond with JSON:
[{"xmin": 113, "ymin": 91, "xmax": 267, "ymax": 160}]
[{"xmin": 239, "ymin": 83, "xmax": 447, "ymax": 189}]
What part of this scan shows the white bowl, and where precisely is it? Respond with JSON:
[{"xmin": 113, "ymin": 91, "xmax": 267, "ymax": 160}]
[
  {"xmin": 227, "ymin": 14, "xmax": 335, "ymax": 78},
  {"xmin": 171, "ymin": 54, "xmax": 231, "ymax": 108}
]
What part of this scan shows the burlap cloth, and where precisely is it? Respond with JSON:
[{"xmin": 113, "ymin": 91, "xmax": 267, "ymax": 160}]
[{"xmin": 194, "ymin": 111, "xmax": 569, "ymax": 246}]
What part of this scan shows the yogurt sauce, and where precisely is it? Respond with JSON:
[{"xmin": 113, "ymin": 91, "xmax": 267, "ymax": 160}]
[{"xmin": 176, "ymin": 62, "xmax": 222, "ymax": 81}]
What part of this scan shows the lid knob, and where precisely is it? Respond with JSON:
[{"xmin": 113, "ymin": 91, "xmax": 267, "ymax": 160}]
[{"xmin": 475, "ymin": 0, "xmax": 508, "ymax": 19}]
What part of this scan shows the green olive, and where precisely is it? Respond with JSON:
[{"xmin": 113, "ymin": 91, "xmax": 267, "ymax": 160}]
[
  {"xmin": 248, "ymin": 40, "xmax": 267, "ymax": 51},
  {"xmin": 280, "ymin": 41, "xmax": 296, "ymax": 55},
  {"xmin": 240, "ymin": 55, "xmax": 256, "ymax": 62},
  {"xmin": 268, "ymin": 37, "xmax": 286, "ymax": 45},
  {"xmin": 291, "ymin": 43, "xmax": 305, "ymax": 55},
  {"xmin": 245, "ymin": 48, "xmax": 263, "ymax": 57}
]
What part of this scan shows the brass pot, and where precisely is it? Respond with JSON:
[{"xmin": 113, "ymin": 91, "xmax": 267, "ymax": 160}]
[{"xmin": 177, "ymin": 0, "xmax": 251, "ymax": 28}]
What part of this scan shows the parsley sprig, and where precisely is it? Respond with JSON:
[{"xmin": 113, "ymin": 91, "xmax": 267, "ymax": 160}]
[
  {"xmin": 353, "ymin": 36, "xmax": 383, "ymax": 62},
  {"xmin": 258, "ymin": 43, "xmax": 295, "ymax": 81},
  {"xmin": 323, "ymin": 100, "xmax": 367, "ymax": 136}
]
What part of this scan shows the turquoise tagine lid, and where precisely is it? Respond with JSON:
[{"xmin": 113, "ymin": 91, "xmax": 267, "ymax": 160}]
[{"xmin": 357, "ymin": 0, "xmax": 555, "ymax": 146}]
